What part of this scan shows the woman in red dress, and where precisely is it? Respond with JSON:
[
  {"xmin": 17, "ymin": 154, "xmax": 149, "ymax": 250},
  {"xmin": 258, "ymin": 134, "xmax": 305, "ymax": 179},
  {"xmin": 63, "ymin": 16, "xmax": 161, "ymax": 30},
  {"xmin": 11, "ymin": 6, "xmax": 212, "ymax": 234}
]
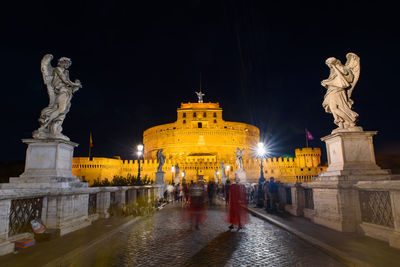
[{"xmin": 227, "ymin": 176, "xmax": 249, "ymax": 230}]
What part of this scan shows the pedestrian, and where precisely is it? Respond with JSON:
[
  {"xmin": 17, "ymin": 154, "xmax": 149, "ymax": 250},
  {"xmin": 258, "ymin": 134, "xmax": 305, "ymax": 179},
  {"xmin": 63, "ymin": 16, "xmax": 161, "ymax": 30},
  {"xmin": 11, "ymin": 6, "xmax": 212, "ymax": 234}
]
[
  {"xmin": 227, "ymin": 175, "xmax": 249, "ymax": 230},
  {"xmin": 224, "ymin": 179, "xmax": 231, "ymax": 206},
  {"xmin": 268, "ymin": 177, "xmax": 278, "ymax": 213},
  {"xmin": 256, "ymin": 176, "xmax": 266, "ymax": 208},
  {"xmin": 185, "ymin": 180, "xmax": 207, "ymax": 230},
  {"xmin": 207, "ymin": 180, "xmax": 216, "ymax": 206},
  {"xmin": 182, "ymin": 181, "xmax": 189, "ymax": 205}
]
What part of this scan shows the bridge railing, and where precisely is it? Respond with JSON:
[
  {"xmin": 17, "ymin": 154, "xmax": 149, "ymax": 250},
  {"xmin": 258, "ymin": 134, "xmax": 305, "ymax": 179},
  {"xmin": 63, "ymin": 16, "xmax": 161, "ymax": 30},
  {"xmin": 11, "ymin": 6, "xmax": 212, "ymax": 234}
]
[
  {"xmin": 279, "ymin": 178, "xmax": 400, "ymax": 249},
  {"xmin": 0, "ymin": 185, "xmax": 159, "ymax": 254}
]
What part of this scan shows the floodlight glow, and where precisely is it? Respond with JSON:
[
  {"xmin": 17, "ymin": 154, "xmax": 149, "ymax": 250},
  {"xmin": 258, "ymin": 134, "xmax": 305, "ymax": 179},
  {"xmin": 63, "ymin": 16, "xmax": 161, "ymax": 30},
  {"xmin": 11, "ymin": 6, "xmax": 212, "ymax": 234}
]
[
  {"xmin": 257, "ymin": 142, "xmax": 266, "ymax": 157},
  {"xmin": 181, "ymin": 172, "xmax": 185, "ymax": 177},
  {"xmin": 217, "ymin": 171, "xmax": 220, "ymax": 175},
  {"xmin": 171, "ymin": 166, "xmax": 175, "ymax": 172},
  {"xmin": 226, "ymin": 165, "xmax": 230, "ymax": 171},
  {"xmin": 137, "ymin": 151, "xmax": 142, "ymax": 157}
]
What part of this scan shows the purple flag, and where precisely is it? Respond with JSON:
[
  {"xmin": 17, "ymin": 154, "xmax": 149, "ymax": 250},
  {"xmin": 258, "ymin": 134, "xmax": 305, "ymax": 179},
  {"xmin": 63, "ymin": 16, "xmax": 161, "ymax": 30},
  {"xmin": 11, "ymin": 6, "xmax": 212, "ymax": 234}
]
[{"xmin": 305, "ymin": 129, "xmax": 314, "ymax": 140}]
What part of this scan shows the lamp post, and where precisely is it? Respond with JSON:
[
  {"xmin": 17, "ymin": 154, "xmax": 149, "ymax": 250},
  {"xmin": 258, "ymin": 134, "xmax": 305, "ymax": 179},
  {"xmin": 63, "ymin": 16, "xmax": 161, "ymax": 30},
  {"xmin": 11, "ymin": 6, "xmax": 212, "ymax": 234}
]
[
  {"xmin": 171, "ymin": 166, "xmax": 175, "ymax": 184},
  {"xmin": 137, "ymin": 144, "xmax": 144, "ymax": 180},
  {"xmin": 257, "ymin": 142, "xmax": 266, "ymax": 179}
]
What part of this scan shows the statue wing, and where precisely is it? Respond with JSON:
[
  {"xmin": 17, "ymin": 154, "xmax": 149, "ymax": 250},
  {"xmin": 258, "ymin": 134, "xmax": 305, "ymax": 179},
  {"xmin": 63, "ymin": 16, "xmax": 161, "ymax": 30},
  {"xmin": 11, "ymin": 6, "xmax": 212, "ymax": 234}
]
[
  {"xmin": 345, "ymin": 52, "xmax": 360, "ymax": 99},
  {"xmin": 41, "ymin": 54, "xmax": 55, "ymax": 106}
]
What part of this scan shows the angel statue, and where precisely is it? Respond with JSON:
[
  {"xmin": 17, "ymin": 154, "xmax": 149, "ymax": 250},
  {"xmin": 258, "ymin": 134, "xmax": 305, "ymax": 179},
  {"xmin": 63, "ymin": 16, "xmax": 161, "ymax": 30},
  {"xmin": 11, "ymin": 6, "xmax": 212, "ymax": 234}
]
[
  {"xmin": 321, "ymin": 53, "xmax": 360, "ymax": 131},
  {"xmin": 195, "ymin": 91, "xmax": 204, "ymax": 103},
  {"xmin": 234, "ymin": 147, "xmax": 245, "ymax": 171},
  {"xmin": 33, "ymin": 54, "xmax": 82, "ymax": 140},
  {"xmin": 156, "ymin": 149, "xmax": 166, "ymax": 172}
]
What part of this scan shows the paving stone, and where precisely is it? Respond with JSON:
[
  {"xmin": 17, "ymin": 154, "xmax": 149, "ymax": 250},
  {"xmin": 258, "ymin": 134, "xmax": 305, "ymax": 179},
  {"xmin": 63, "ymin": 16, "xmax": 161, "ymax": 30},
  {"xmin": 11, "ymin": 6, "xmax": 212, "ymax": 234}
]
[{"xmin": 88, "ymin": 202, "xmax": 344, "ymax": 267}]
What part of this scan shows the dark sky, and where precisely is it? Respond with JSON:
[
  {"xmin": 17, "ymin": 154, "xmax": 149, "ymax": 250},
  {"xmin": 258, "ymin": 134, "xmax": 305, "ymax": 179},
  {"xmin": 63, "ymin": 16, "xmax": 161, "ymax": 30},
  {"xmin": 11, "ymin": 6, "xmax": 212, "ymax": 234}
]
[{"xmin": 1, "ymin": 1, "xmax": 399, "ymax": 163}]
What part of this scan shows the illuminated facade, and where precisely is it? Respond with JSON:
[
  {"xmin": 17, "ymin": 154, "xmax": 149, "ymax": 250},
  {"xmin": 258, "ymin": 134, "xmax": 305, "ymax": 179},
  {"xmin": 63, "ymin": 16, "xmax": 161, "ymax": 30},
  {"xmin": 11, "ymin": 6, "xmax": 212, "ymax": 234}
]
[{"xmin": 73, "ymin": 101, "xmax": 326, "ymax": 184}]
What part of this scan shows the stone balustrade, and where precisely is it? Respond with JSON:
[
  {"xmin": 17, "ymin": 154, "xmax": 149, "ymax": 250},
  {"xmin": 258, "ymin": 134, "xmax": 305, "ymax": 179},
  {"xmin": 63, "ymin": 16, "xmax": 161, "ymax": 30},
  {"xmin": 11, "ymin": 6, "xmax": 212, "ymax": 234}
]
[
  {"xmin": 280, "ymin": 178, "xmax": 400, "ymax": 249},
  {"xmin": 0, "ymin": 185, "xmax": 158, "ymax": 256}
]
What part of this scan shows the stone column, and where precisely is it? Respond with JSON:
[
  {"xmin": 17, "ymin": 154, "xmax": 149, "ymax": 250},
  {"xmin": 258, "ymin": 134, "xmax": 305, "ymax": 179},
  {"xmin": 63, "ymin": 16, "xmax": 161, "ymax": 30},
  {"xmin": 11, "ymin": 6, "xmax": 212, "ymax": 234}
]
[
  {"xmin": 115, "ymin": 188, "xmax": 127, "ymax": 208},
  {"xmin": 96, "ymin": 191, "xmax": 111, "ymax": 218},
  {"xmin": 284, "ymin": 183, "xmax": 305, "ymax": 216},
  {"xmin": 0, "ymin": 199, "xmax": 13, "ymax": 255}
]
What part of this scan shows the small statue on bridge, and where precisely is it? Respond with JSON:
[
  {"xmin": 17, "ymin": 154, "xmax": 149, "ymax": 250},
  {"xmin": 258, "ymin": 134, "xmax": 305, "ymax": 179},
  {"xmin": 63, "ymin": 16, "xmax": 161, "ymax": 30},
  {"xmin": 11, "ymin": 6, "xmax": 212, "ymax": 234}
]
[
  {"xmin": 156, "ymin": 149, "xmax": 166, "ymax": 172},
  {"xmin": 235, "ymin": 147, "xmax": 245, "ymax": 171}
]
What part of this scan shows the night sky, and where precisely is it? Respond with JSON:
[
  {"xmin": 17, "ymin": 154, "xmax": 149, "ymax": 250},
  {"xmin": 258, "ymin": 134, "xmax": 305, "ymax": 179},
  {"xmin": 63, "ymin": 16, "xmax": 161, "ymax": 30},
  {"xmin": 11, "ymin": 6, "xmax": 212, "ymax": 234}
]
[{"xmin": 1, "ymin": 1, "xmax": 399, "ymax": 163}]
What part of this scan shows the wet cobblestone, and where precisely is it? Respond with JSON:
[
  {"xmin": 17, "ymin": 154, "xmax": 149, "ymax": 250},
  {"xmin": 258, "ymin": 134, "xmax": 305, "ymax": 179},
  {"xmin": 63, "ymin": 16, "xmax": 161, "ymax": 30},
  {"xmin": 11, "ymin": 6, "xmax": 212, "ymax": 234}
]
[{"xmin": 71, "ymin": 202, "xmax": 343, "ymax": 266}]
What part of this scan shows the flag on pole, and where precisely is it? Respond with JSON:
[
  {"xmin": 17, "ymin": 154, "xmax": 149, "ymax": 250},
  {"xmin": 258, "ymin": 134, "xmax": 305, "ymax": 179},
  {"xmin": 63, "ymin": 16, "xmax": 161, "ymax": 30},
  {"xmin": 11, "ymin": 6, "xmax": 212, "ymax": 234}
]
[
  {"xmin": 305, "ymin": 129, "xmax": 314, "ymax": 140},
  {"xmin": 89, "ymin": 132, "xmax": 94, "ymax": 147}
]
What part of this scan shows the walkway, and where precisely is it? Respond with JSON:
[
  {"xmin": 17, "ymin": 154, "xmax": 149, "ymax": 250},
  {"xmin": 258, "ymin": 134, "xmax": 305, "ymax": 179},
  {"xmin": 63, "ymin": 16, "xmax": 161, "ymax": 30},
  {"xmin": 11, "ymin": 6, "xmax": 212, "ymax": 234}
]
[
  {"xmin": 248, "ymin": 206, "xmax": 400, "ymax": 267},
  {"xmin": 0, "ymin": 202, "xmax": 347, "ymax": 267},
  {"xmin": 57, "ymin": 203, "xmax": 341, "ymax": 266}
]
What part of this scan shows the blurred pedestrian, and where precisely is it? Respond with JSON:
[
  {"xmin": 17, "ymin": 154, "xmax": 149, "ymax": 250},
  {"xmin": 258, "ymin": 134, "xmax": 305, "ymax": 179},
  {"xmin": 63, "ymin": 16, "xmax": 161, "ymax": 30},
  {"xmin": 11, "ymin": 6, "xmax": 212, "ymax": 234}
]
[
  {"xmin": 268, "ymin": 177, "xmax": 278, "ymax": 213},
  {"xmin": 185, "ymin": 180, "xmax": 207, "ymax": 230},
  {"xmin": 207, "ymin": 180, "xmax": 216, "ymax": 206},
  {"xmin": 224, "ymin": 179, "xmax": 231, "ymax": 205},
  {"xmin": 227, "ymin": 175, "xmax": 249, "ymax": 230}
]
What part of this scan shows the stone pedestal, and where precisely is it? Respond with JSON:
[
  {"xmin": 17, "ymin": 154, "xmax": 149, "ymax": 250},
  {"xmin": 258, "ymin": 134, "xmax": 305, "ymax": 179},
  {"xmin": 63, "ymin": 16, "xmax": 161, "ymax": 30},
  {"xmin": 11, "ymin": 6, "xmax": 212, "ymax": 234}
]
[
  {"xmin": 310, "ymin": 131, "xmax": 391, "ymax": 232},
  {"xmin": 0, "ymin": 138, "xmax": 91, "ymax": 239},
  {"xmin": 235, "ymin": 169, "xmax": 247, "ymax": 183},
  {"xmin": 1, "ymin": 139, "xmax": 87, "ymax": 189},
  {"xmin": 155, "ymin": 172, "xmax": 167, "ymax": 199}
]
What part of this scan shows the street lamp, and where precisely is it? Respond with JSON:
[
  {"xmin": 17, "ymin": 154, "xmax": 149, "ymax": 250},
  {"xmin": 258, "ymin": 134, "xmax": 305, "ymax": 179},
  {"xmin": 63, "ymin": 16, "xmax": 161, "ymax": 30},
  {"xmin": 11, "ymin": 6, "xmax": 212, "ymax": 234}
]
[
  {"xmin": 181, "ymin": 171, "xmax": 185, "ymax": 183},
  {"xmin": 171, "ymin": 166, "xmax": 175, "ymax": 184},
  {"xmin": 257, "ymin": 142, "xmax": 266, "ymax": 179},
  {"xmin": 137, "ymin": 144, "xmax": 144, "ymax": 180},
  {"xmin": 226, "ymin": 165, "xmax": 230, "ymax": 179}
]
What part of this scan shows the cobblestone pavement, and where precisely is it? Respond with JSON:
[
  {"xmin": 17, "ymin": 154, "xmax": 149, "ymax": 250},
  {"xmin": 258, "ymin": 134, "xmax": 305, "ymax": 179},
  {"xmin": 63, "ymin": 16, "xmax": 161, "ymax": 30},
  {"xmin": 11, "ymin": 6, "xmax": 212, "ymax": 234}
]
[{"xmin": 70, "ymin": 202, "xmax": 344, "ymax": 267}]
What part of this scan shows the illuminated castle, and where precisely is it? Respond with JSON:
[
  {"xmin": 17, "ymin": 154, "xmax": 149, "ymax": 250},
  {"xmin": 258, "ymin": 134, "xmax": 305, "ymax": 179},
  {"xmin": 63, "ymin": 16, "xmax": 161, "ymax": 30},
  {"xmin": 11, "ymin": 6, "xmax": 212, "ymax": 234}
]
[{"xmin": 73, "ymin": 95, "xmax": 326, "ymax": 184}]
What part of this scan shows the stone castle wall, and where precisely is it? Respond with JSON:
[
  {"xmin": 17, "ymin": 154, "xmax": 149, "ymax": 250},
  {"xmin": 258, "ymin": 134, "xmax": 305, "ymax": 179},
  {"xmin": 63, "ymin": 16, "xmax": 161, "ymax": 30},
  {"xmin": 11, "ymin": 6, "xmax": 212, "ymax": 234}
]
[{"xmin": 72, "ymin": 147, "xmax": 326, "ymax": 185}]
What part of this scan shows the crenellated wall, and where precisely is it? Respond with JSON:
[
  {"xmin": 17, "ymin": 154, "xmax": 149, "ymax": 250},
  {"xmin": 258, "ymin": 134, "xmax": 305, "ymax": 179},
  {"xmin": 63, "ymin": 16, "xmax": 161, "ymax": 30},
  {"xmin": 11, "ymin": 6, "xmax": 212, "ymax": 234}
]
[{"xmin": 73, "ymin": 147, "xmax": 326, "ymax": 185}]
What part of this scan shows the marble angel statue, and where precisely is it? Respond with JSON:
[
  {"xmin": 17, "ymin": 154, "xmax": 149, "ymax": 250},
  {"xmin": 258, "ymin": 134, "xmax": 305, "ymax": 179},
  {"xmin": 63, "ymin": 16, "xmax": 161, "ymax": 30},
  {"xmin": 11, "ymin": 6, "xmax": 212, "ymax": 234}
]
[
  {"xmin": 33, "ymin": 54, "xmax": 82, "ymax": 140},
  {"xmin": 157, "ymin": 149, "xmax": 166, "ymax": 172},
  {"xmin": 321, "ymin": 53, "xmax": 360, "ymax": 130},
  {"xmin": 235, "ymin": 147, "xmax": 245, "ymax": 171}
]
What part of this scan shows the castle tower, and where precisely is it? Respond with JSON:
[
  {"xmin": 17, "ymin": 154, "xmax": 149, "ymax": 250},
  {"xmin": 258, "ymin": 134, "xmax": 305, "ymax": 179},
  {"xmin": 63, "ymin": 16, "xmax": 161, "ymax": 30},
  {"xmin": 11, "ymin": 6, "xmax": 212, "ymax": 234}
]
[{"xmin": 143, "ymin": 100, "xmax": 260, "ymax": 181}]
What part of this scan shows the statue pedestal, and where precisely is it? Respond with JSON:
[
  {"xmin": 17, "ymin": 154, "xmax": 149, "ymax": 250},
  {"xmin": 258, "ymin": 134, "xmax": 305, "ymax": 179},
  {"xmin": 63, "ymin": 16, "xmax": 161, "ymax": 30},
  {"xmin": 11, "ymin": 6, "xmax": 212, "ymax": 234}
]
[
  {"xmin": 0, "ymin": 138, "xmax": 91, "ymax": 240},
  {"xmin": 310, "ymin": 130, "xmax": 391, "ymax": 232},
  {"xmin": 221, "ymin": 175, "xmax": 226, "ymax": 184},
  {"xmin": 1, "ymin": 139, "xmax": 87, "ymax": 189},
  {"xmin": 155, "ymin": 171, "xmax": 167, "ymax": 199},
  {"xmin": 235, "ymin": 169, "xmax": 247, "ymax": 183}
]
